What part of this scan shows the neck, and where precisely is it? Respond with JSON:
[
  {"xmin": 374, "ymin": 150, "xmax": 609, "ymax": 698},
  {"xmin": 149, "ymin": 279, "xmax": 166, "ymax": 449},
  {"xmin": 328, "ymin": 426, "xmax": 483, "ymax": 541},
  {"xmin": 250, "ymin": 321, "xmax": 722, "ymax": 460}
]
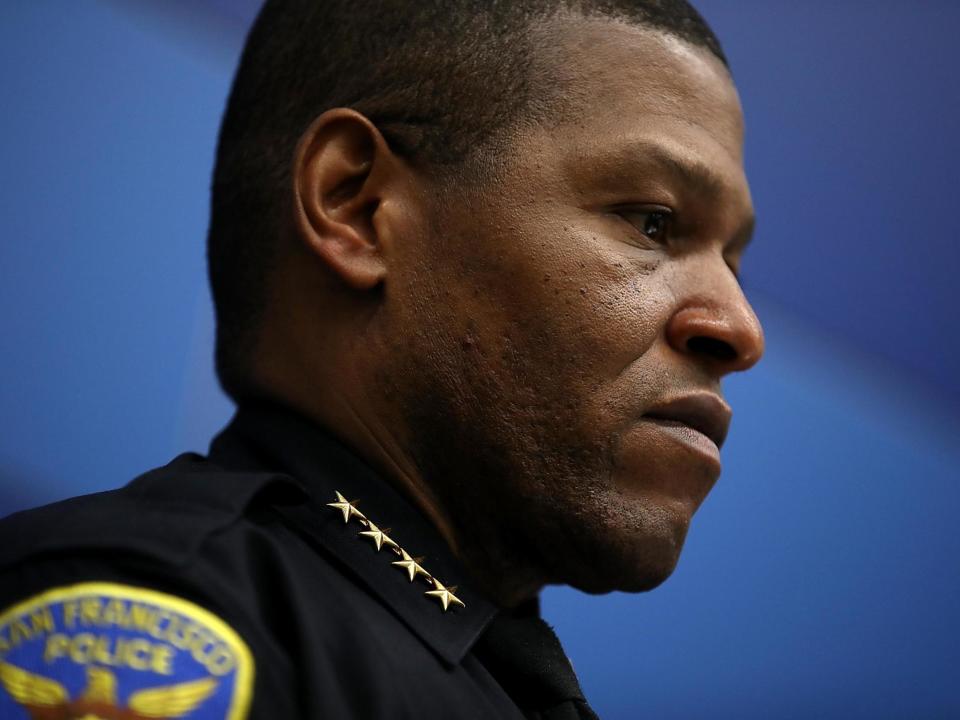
[{"xmin": 252, "ymin": 336, "xmax": 546, "ymax": 608}]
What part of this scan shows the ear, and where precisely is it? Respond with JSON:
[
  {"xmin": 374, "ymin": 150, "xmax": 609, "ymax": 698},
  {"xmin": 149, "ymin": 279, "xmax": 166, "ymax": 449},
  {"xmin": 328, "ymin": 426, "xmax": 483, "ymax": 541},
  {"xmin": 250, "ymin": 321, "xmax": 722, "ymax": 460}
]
[{"xmin": 293, "ymin": 109, "xmax": 396, "ymax": 290}]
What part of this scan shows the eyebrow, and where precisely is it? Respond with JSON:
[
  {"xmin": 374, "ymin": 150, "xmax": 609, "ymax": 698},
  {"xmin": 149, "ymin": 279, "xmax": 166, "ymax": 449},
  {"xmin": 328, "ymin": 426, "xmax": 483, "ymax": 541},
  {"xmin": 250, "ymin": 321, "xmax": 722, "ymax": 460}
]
[
  {"xmin": 633, "ymin": 142, "xmax": 727, "ymax": 199},
  {"xmin": 607, "ymin": 139, "xmax": 728, "ymax": 200}
]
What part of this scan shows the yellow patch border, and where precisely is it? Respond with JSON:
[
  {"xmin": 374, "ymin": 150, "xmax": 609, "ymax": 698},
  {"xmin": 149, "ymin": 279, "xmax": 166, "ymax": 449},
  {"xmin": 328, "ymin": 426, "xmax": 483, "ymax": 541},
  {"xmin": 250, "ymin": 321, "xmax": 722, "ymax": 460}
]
[{"xmin": 0, "ymin": 581, "xmax": 254, "ymax": 720}]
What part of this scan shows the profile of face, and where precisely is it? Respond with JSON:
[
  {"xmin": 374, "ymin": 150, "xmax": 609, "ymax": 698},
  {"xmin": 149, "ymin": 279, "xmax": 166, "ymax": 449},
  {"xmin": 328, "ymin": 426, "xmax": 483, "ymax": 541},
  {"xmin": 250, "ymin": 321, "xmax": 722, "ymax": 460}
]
[
  {"xmin": 284, "ymin": 15, "xmax": 764, "ymax": 602},
  {"xmin": 379, "ymin": 20, "xmax": 764, "ymax": 599}
]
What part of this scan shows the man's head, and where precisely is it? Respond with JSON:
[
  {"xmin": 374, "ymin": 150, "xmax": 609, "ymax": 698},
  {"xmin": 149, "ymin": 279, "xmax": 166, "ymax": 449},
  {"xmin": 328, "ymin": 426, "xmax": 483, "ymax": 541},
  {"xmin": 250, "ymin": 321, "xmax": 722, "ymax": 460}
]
[{"xmin": 209, "ymin": 0, "xmax": 764, "ymax": 603}]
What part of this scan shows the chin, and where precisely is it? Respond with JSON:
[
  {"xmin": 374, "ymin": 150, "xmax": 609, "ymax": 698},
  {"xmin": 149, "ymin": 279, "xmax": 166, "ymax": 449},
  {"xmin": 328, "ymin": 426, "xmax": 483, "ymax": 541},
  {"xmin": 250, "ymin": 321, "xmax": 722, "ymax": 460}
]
[
  {"xmin": 563, "ymin": 519, "xmax": 689, "ymax": 595},
  {"xmin": 581, "ymin": 553, "xmax": 681, "ymax": 595}
]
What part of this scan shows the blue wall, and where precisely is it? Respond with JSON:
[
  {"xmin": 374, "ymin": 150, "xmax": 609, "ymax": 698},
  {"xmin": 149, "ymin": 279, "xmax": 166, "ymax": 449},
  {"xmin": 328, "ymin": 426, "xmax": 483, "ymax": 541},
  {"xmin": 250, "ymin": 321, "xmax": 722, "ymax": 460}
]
[{"xmin": 1, "ymin": 2, "xmax": 957, "ymax": 717}]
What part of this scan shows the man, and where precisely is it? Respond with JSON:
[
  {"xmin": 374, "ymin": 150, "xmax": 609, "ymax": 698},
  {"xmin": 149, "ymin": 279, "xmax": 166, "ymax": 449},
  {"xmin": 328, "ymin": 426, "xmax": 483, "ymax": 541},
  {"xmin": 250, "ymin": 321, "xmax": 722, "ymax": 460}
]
[{"xmin": 0, "ymin": 0, "xmax": 763, "ymax": 717}]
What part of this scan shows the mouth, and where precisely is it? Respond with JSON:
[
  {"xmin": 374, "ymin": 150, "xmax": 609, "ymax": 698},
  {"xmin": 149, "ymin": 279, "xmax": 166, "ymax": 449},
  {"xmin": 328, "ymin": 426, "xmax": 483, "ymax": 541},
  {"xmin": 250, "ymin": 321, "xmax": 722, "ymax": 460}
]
[{"xmin": 642, "ymin": 393, "xmax": 732, "ymax": 458}]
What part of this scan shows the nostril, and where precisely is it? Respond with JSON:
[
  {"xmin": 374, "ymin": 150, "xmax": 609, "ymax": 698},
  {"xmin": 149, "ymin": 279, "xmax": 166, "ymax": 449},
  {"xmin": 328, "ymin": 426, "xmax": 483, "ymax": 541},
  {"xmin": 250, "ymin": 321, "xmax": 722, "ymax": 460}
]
[{"xmin": 687, "ymin": 336, "xmax": 737, "ymax": 362}]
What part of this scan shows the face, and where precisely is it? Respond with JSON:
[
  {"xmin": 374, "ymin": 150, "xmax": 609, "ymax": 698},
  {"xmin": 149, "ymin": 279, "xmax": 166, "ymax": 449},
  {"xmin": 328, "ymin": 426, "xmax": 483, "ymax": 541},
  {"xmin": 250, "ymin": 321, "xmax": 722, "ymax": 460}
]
[{"xmin": 384, "ymin": 20, "xmax": 764, "ymax": 598}]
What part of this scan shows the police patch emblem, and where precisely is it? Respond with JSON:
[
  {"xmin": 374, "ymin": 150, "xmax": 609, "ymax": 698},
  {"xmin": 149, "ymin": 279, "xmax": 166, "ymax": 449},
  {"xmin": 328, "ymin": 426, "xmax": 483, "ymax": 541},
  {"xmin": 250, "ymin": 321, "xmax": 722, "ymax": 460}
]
[{"xmin": 0, "ymin": 582, "xmax": 254, "ymax": 720}]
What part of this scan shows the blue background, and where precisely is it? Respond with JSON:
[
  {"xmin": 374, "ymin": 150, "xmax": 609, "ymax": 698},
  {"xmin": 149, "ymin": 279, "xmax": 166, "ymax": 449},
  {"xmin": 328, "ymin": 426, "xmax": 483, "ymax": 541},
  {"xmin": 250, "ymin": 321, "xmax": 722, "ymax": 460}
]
[{"xmin": 1, "ymin": 1, "xmax": 957, "ymax": 717}]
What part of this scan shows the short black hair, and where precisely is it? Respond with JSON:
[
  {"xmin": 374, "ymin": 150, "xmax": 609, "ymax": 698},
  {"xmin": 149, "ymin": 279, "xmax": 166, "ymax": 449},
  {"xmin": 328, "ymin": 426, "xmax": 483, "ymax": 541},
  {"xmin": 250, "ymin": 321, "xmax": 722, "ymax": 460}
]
[{"xmin": 208, "ymin": 0, "xmax": 726, "ymax": 399}]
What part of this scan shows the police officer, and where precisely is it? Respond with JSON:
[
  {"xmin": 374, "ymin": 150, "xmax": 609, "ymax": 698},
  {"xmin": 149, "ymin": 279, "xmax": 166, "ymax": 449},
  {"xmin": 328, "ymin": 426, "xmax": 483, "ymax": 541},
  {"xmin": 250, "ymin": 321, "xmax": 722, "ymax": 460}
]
[{"xmin": 0, "ymin": 1, "xmax": 764, "ymax": 717}]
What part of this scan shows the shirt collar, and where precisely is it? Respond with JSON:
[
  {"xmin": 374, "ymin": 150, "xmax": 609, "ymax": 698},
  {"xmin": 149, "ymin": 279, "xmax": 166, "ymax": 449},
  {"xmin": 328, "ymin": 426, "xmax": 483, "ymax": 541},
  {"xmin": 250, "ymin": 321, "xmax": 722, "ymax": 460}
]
[{"xmin": 208, "ymin": 401, "xmax": 499, "ymax": 666}]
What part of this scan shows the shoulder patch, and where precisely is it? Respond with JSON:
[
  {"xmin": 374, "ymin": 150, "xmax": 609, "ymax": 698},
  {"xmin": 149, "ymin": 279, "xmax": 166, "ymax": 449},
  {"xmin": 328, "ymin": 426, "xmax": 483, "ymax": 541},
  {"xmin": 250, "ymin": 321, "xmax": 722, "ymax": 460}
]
[{"xmin": 0, "ymin": 582, "xmax": 254, "ymax": 719}]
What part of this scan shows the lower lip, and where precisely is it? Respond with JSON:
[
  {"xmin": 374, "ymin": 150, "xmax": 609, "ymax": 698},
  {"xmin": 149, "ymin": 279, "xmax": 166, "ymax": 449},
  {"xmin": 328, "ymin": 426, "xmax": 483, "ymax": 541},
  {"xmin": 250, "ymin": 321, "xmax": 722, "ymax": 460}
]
[{"xmin": 641, "ymin": 418, "xmax": 721, "ymax": 468}]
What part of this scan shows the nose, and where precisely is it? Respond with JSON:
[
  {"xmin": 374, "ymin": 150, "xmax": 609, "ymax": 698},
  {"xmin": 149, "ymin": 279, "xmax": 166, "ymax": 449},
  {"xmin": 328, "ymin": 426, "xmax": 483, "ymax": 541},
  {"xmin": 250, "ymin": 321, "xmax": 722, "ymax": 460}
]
[{"xmin": 665, "ymin": 275, "xmax": 765, "ymax": 376}]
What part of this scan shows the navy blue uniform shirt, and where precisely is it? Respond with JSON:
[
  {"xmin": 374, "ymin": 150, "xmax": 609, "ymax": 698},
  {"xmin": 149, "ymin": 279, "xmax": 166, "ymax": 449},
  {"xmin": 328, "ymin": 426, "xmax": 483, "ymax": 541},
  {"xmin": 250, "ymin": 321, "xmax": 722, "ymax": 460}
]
[{"xmin": 0, "ymin": 403, "xmax": 546, "ymax": 719}]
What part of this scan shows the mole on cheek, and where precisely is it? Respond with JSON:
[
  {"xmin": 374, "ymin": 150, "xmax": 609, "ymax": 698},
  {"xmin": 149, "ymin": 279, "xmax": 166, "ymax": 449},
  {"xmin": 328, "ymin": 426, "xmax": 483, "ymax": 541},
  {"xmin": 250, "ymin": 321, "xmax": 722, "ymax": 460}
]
[{"xmin": 629, "ymin": 261, "xmax": 658, "ymax": 288}]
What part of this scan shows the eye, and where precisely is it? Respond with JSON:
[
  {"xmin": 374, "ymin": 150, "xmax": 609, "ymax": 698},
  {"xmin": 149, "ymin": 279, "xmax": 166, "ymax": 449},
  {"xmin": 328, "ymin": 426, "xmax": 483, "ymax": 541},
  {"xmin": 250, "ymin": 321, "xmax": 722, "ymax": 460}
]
[{"xmin": 617, "ymin": 207, "xmax": 674, "ymax": 243}]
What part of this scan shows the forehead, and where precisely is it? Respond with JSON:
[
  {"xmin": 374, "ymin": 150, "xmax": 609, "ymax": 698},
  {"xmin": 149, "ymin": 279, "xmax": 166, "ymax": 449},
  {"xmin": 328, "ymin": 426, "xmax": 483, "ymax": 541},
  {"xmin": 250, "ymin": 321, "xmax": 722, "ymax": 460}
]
[
  {"xmin": 519, "ymin": 18, "xmax": 749, "ymax": 203},
  {"xmin": 546, "ymin": 19, "xmax": 744, "ymax": 153}
]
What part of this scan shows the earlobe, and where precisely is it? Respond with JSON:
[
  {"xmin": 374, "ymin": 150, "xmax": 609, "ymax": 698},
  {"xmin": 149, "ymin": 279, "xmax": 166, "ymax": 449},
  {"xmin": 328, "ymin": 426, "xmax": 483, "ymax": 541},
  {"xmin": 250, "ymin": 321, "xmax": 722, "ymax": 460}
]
[{"xmin": 293, "ymin": 109, "xmax": 391, "ymax": 290}]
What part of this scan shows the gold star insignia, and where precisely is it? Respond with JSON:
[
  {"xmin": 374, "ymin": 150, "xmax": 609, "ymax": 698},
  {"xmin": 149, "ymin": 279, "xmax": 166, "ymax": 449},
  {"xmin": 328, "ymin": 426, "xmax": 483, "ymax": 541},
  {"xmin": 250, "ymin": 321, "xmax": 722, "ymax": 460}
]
[
  {"xmin": 391, "ymin": 549, "xmax": 430, "ymax": 582},
  {"xmin": 358, "ymin": 521, "xmax": 399, "ymax": 552},
  {"xmin": 425, "ymin": 579, "xmax": 465, "ymax": 611},
  {"xmin": 326, "ymin": 491, "xmax": 365, "ymax": 524}
]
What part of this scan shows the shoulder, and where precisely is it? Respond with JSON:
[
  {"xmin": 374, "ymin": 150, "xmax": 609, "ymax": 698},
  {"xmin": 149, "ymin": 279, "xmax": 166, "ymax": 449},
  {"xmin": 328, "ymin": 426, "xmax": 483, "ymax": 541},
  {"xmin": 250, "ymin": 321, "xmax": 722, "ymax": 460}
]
[
  {"xmin": 0, "ymin": 452, "xmax": 303, "ymax": 571},
  {"xmin": 0, "ymin": 452, "xmax": 488, "ymax": 718},
  {"xmin": 0, "ymin": 454, "xmax": 311, "ymax": 720}
]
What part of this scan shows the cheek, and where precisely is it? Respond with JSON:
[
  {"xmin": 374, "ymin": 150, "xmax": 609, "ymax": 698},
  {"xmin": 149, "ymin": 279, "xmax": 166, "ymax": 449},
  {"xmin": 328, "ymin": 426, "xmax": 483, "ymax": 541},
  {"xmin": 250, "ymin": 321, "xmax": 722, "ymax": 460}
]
[
  {"xmin": 407, "ymin": 209, "xmax": 674, "ymax": 410},
  {"xmin": 482, "ymin": 223, "xmax": 664, "ymax": 348},
  {"xmin": 511, "ymin": 226, "xmax": 671, "ymax": 379}
]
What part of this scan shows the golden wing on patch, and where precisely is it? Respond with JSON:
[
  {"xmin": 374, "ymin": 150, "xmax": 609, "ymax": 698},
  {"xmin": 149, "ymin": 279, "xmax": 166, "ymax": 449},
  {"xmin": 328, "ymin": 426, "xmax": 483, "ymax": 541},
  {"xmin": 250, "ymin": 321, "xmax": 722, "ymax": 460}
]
[
  {"xmin": 128, "ymin": 675, "xmax": 219, "ymax": 718},
  {"xmin": 0, "ymin": 660, "xmax": 68, "ymax": 707},
  {"xmin": 0, "ymin": 659, "xmax": 218, "ymax": 720}
]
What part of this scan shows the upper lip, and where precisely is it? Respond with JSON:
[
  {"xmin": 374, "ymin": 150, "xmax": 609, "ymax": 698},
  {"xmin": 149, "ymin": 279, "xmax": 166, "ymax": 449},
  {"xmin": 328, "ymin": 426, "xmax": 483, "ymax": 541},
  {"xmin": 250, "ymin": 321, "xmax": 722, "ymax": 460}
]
[{"xmin": 643, "ymin": 393, "xmax": 732, "ymax": 449}]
